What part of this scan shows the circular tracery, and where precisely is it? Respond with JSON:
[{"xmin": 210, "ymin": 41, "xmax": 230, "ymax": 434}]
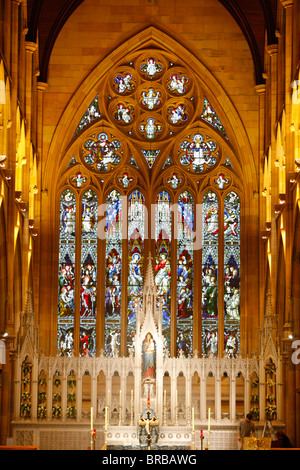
[{"xmin": 77, "ymin": 49, "xmax": 228, "ymax": 178}]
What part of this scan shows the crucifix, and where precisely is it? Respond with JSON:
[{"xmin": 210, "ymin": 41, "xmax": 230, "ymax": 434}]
[{"xmin": 139, "ymin": 411, "xmax": 158, "ymax": 450}]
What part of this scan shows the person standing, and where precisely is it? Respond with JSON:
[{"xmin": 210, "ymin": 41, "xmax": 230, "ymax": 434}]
[{"xmin": 238, "ymin": 413, "xmax": 255, "ymax": 449}]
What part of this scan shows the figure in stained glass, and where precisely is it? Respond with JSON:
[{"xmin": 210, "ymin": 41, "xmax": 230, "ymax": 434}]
[
  {"xmin": 213, "ymin": 173, "xmax": 230, "ymax": 190},
  {"xmin": 168, "ymin": 104, "xmax": 188, "ymax": 124},
  {"xmin": 201, "ymin": 191, "xmax": 219, "ymax": 356},
  {"xmin": 74, "ymin": 95, "xmax": 101, "ymax": 135},
  {"xmin": 168, "ymin": 74, "xmax": 188, "ymax": 94},
  {"xmin": 118, "ymin": 172, "xmax": 133, "ymax": 188},
  {"xmin": 180, "ymin": 134, "xmax": 218, "ymax": 173},
  {"xmin": 83, "ymin": 133, "xmax": 121, "ymax": 172},
  {"xmin": 114, "ymin": 103, "xmax": 134, "ymax": 124},
  {"xmin": 141, "ymin": 87, "xmax": 161, "ymax": 109},
  {"xmin": 71, "ymin": 172, "xmax": 87, "ymax": 188},
  {"xmin": 80, "ymin": 190, "xmax": 98, "ymax": 356},
  {"xmin": 224, "ymin": 329, "xmax": 239, "ymax": 358},
  {"xmin": 155, "ymin": 191, "xmax": 172, "ymax": 345},
  {"xmin": 224, "ymin": 191, "xmax": 240, "ymax": 357},
  {"xmin": 201, "ymin": 97, "xmax": 227, "ymax": 137},
  {"xmin": 127, "ymin": 190, "xmax": 145, "ymax": 352},
  {"xmin": 105, "ymin": 190, "xmax": 122, "ymax": 356},
  {"xmin": 167, "ymin": 173, "xmax": 182, "ymax": 189},
  {"xmin": 142, "ymin": 333, "xmax": 156, "ymax": 379},
  {"xmin": 140, "ymin": 58, "xmax": 163, "ymax": 78},
  {"xmin": 204, "ymin": 330, "xmax": 218, "ymax": 357},
  {"xmin": 140, "ymin": 117, "xmax": 162, "ymax": 139},
  {"xmin": 114, "ymin": 73, "xmax": 135, "ymax": 94},
  {"xmin": 57, "ymin": 190, "xmax": 76, "ymax": 356}
]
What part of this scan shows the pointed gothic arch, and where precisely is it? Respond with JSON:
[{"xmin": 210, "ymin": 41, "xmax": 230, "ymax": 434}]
[{"xmin": 45, "ymin": 26, "xmax": 256, "ymax": 359}]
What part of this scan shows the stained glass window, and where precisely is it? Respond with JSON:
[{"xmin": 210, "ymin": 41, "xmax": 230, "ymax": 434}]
[
  {"xmin": 155, "ymin": 190, "xmax": 172, "ymax": 352},
  {"xmin": 58, "ymin": 49, "xmax": 242, "ymax": 359},
  {"xmin": 202, "ymin": 191, "xmax": 219, "ymax": 357},
  {"xmin": 176, "ymin": 191, "xmax": 194, "ymax": 357},
  {"xmin": 80, "ymin": 189, "xmax": 98, "ymax": 357},
  {"xmin": 201, "ymin": 97, "xmax": 227, "ymax": 138},
  {"xmin": 104, "ymin": 190, "xmax": 122, "ymax": 356},
  {"xmin": 74, "ymin": 95, "xmax": 101, "ymax": 136},
  {"xmin": 83, "ymin": 132, "xmax": 122, "ymax": 172},
  {"xmin": 57, "ymin": 189, "xmax": 76, "ymax": 356},
  {"xmin": 179, "ymin": 133, "xmax": 218, "ymax": 173},
  {"xmin": 127, "ymin": 190, "xmax": 145, "ymax": 353},
  {"xmin": 224, "ymin": 191, "xmax": 240, "ymax": 357},
  {"xmin": 141, "ymin": 149, "xmax": 160, "ymax": 168}
]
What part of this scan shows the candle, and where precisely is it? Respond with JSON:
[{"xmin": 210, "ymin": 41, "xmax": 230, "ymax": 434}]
[
  {"xmin": 119, "ymin": 389, "xmax": 122, "ymax": 407},
  {"xmin": 208, "ymin": 408, "xmax": 211, "ymax": 434},
  {"xmin": 187, "ymin": 390, "xmax": 190, "ymax": 407},
  {"xmin": 176, "ymin": 389, "xmax": 178, "ymax": 408},
  {"xmin": 164, "ymin": 389, "xmax": 166, "ymax": 407},
  {"xmin": 192, "ymin": 407, "xmax": 194, "ymax": 432},
  {"xmin": 90, "ymin": 407, "xmax": 93, "ymax": 431},
  {"xmin": 108, "ymin": 389, "xmax": 110, "ymax": 407},
  {"xmin": 105, "ymin": 406, "xmax": 107, "ymax": 431},
  {"xmin": 131, "ymin": 390, "xmax": 133, "ymax": 408}
]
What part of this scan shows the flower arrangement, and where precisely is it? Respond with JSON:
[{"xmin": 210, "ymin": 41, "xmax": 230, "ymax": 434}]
[
  {"xmin": 20, "ymin": 401, "xmax": 31, "ymax": 418},
  {"xmin": 37, "ymin": 403, "xmax": 47, "ymax": 419},
  {"xmin": 67, "ymin": 392, "xmax": 76, "ymax": 404},
  {"xmin": 52, "ymin": 404, "xmax": 62, "ymax": 418},
  {"xmin": 68, "ymin": 377, "xmax": 76, "ymax": 388},
  {"xmin": 265, "ymin": 404, "xmax": 277, "ymax": 420},
  {"xmin": 53, "ymin": 392, "xmax": 61, "ymax": 402},
  {"xmin": 54, "ymin": 377, "xmax": 61, "ymax": 388},
  {"xmin": 66, "ymin": 406, "xmax": 77, "ymax": 418},
  {"xmin": 250, "ymin": 407, "xmax": 259, "ymax": 419}
]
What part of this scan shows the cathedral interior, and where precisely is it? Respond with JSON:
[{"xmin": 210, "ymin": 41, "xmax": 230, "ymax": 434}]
[{"xmin": 0, "ymin": 0, "xmax": 300, "ymax": 450}]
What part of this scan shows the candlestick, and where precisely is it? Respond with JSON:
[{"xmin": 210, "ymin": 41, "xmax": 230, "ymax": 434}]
[
  {"xmin": 192, "ymin": 407, "xmax": 194, "ymax": 432},
  {"xmin": 208, "ymin": 408, "xmax": 211, "ymax": 450},
  {"xmin": 175, "ymin": 390, "xmax": 178, "ymax": 426},
  {"xmin": 200, "ymin": 429, "xmax": 204, "ymax": 451},
  {"xmin": 104, "ymin": 406, "xmax": 107, "ymax": 431}
]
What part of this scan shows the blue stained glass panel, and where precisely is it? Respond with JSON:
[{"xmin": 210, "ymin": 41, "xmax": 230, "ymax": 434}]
[
  {"xmin": 224, "ymin": 191, "xmax": 240, "ymax": 357},
  {"xmin": 127, "ymin": 190, "xmax": 145, "ymax": 353},
  {"xmin": 105, "ymin": 190, "xmax": 122, "ymax": 356},
  {"xmin": 80, "ymin": 189, "xmax": 98, "ymax": 357},
  {"xmin": 202, "ymin": 191, "xmax": 219, "ymax": 357},
  {"xmin": 155, "ymin": 190, "xmax": 172, "ymax": 353}
]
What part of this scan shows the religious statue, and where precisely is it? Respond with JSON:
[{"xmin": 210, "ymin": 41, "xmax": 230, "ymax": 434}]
[
  {"xmin": 138, "ymin": 409, "xmax": 159, "ymax": 449},
  {"xmin": 142, "ymin": 333, "xmax": 156, "ymax": 379}
]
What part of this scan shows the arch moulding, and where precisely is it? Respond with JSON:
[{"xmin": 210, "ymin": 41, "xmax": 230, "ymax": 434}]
[{"xmin": 43, "ymin": 26, "xmax": 258, "ymax": 197}]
